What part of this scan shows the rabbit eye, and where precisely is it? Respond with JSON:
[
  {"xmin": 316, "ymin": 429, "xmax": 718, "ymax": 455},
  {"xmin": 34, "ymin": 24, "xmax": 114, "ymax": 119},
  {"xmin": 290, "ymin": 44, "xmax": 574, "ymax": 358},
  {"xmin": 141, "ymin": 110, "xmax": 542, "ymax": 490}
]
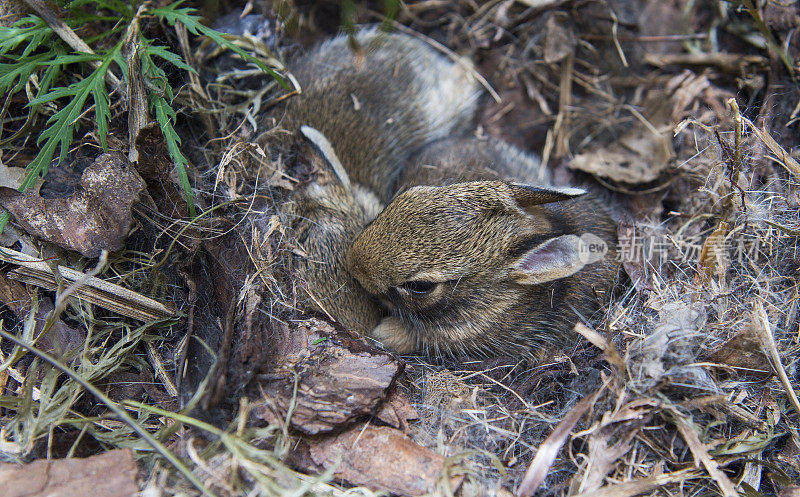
[{"xmin": 399, "ymin": 280, "xmax": 437, "ymax": 296}]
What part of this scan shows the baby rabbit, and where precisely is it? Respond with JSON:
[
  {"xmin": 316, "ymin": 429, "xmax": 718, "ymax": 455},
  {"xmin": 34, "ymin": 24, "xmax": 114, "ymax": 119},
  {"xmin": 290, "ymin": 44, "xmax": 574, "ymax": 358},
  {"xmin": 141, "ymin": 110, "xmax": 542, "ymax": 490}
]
[
  {"xmin": 269, "ymin": 29, "xmax": 478, "ymax": 334},
  {"xmin": 272, "ymin": 29, "xmax": 618, "ymax": 358},
  {"xmin": 347, "ymin": 138, "xmax": 618, "ymax": 357}
]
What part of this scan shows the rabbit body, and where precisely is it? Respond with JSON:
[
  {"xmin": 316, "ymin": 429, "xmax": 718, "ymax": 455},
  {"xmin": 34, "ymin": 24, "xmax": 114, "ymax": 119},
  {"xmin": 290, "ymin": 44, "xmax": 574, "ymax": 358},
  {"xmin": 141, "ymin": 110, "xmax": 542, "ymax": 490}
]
[{"xmin": 272, "ymin": 30, "xmax": 618, "ymax": 358}]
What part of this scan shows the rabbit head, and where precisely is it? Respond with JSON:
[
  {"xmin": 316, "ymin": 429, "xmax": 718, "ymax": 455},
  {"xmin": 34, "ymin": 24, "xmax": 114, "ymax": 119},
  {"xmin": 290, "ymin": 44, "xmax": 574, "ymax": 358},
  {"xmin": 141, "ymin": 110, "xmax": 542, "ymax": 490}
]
[{"xmin": 345, "ymin": 180, "xmax": 618, "ymax": 357}]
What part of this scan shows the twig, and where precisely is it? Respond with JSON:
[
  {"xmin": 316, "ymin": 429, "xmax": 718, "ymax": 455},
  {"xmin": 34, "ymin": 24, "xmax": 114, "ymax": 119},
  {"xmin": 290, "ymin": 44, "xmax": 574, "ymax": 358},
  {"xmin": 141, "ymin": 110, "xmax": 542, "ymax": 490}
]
[
  {"xmin": 0, "ymin": 247, "xmax": 176, "ymax": 321},
  {"xmin": 516, "ymin": 381, "xmax": 608, "ymax": 497}
]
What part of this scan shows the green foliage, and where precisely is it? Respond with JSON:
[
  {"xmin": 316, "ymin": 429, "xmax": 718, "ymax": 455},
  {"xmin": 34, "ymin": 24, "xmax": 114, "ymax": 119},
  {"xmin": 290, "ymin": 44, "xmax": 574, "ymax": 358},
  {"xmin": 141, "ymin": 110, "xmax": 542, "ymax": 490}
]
[
  {"xmin": 151, "ymin": 2, "xmax": 287, "ymax": 88},
  {"xmin": 0, "ymin": 1, "xmax": 283, "ymax": 225}
]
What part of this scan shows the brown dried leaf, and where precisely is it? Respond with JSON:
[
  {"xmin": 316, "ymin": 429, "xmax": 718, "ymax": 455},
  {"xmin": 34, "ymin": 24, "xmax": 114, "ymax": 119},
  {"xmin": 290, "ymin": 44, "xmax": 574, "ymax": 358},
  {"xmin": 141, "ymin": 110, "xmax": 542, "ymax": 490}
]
[
  {"xmin": 0, "ymin": 270, "xmax": 33, "ymax": 318},
  {"xmin": 569, "ymin": 125, "xmax": 673, "ymax": 183},
  {"xmin": 779, "ymin": 488, "xmax": 800, "ymax": 497},
  {"xmin": 134, "ymin": 124, "xmax": 189, "ymax": 218},
  {"xmin": 697, "ymin": 221, "xmax": 728, "ymax": 285},
  {"xmin": 544, "ymin": 13, "xmax": 576, "ymax": 64},
  {"xmin": 709, "ymin": 326, "xmax": 772, "ymax": 378},
  {"xmin": 0, "ymin": 162, "xmax": 28, "ymax": 190},
  {"xmin": 307, "ymin": 423, "xmax": 457, "ymax": 496},
  {"xmin": 0, "ymin": 271, "xmax": 85, "ymax": 360},
  {"xmin": 742, "ymin": 118, "xmax": 800, "ymax": 177},
  {"xmin": 575, "ymin": 399, "xmax": 658, "ymax": 493},
  {"xmin": 32, "ymin": 297, "xmax": 86, "ymax": 360},
  {"xmin": 0, "ymin": 448, "xmax": 138, "ymax": 497},
  {"xmin": 0, "ymin": 153, "xmax": 145, "ymax": 258},
  {"xmin": 643, "ymin": 53, "xmax": 767, "ymax": 75},
  {"xmin": 617, "ymin": 219, "xmax": 655, "ymax": 294},
  {"xmin": 571, "ymin": 469, "xmax": 697, "ymax": 497},
  {"xmin": 574, "ymin": 322, "xmax": 626, "ymax": 380}
]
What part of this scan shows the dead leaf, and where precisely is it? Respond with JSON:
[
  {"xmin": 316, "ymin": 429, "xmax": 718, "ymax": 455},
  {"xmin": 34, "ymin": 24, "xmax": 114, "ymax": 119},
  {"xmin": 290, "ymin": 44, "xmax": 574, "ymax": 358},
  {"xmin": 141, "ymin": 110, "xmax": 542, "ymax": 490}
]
[
  {"xmin": 0, "ymin": 271, "xmax": 85, "ymax": 361},
  {"xmin": 32, "ymin": 297, "xmax": 86, "ymax": 361},
  {"xmin": 0, "ymin": 448, "xmax": 138, "ymax": 497},
  {"xmin": 0, "ymin": 162, "xmax": 28, "ymax": 190},
  {"xmin": 697, "ymin": 221, "xmax": 729, "ymax": 285},
  {"xmin": 0, "ymin": 153, "xmax": 145, "ymax": 258},
  {"xmin": 617, "ymin": 219, "xmax": 655, "ymax": 294},
  {"xmin": 644, "ymin": 52, "xmax": 767, "ymax": 75},
  {"xmin": 571, "ymin": 469, "xmax": 697, "ymax": 497},
  {"xmin": 375, "ymin": 387, "xmax": 419, "ymax": 432},
  {"xmin": 575, "ymin": 399, "xmax": 658, "ymax": 493},
  {"xmin": 134, "ymin": 124, "xmax": 190, "ymax": 218},
  {"xmin": 709, "ymin": 326, "xmax": 772, "ymax": 378},
  {"xmin": 544, "ymin": 13, "xmax": 576, "ymax": 64},
  {"xmin": 569, "ymin": 124, "xmax": 674, "ymax": 183},
  {"xmin": 307, "ymin": 423, "xmax": 457, "ymax": 496},
  {"xmin": 0, "ymin": 270, "xmax": 33, "ymax": 317},
  {"xmin": 574, "ymin": 322, "xmax": 626, "ymax": 381}
]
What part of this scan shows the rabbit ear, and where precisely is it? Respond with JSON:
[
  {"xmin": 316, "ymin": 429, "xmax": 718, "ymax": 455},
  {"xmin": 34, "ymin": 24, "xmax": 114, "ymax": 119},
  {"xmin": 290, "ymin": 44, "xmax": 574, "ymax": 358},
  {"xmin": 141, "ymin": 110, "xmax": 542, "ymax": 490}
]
[
  {"xmin": 507, "ymin": 183, "xmax": 586, "ymax": 211},
  {"xmin": 301, "ymin": 125, "xmax": 352, "ymax": 190},
  {"xmin": 510, "ymin": 234, "xmax": 591, "ymax": 284}
]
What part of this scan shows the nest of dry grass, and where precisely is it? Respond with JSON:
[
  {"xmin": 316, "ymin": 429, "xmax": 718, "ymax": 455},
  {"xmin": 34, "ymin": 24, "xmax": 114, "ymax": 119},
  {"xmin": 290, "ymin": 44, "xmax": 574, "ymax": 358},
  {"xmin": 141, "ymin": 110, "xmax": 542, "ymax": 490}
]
[{"xmin": 1, "ymin": 1, "xmax": 799, "ymax": 496}]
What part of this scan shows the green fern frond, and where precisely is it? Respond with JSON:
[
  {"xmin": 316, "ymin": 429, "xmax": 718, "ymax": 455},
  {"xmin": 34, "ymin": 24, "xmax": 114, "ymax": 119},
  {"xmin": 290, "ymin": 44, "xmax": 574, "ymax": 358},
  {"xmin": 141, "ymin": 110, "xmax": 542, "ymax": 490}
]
[
  {"xmin": 0, "ymin": 16, "xmax": 52, "ymax": 57},
  {"xmin": 25, "ymin": 43, "xmax": 121, "ymax": 184},
  {"xmin": 149, "ymin": 2, "xmax": 288, "ymax": 89}
]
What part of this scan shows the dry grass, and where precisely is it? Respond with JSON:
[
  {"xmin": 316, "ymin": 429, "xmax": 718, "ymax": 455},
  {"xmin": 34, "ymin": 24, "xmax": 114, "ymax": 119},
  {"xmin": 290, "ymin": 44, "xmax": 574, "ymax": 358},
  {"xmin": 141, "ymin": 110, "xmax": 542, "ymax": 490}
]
[{"xmin": 1, "ymin": 0, "xmax": 798, "ymax": 496}]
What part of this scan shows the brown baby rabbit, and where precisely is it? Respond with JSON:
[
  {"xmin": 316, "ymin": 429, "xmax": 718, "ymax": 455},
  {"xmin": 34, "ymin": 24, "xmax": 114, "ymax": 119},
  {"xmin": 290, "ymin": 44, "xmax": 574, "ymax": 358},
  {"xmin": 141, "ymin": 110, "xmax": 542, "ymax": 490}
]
[
  {"xmin": 273, "ymin": 29, "xmax": 618, "ymax": 358},
  {"xmin": 269, "ymin": 29, "xmax": 478, "ymax": 334},
  {"xmin": 347, "ymin": 138, "xmax": 618, "ymax": 357}
]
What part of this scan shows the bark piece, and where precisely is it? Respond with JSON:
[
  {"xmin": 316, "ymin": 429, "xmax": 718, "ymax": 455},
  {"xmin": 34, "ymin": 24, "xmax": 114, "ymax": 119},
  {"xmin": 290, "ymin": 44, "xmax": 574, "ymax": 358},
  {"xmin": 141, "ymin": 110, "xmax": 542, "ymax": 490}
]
[
  {"xmin": 375, "ymin": 387, "xmax": 419, "ymax": 432},
  {"xmin": 308, "ymin": 423, "xmax": 452, "ymax": 496},
  {"xmin": 254, "ymin": 319, "xmax": 402, "ymax": 435},
  {"xmin": 0, "ymin": 448, "xmax": 138, "ymax": 497},
  {"xmin": 0, "ymin": 247, "xmax": 176, "ymax": 322},
  {"xmin": 0, "ymin": 153, "xmax": 145, "ymax": 258}
]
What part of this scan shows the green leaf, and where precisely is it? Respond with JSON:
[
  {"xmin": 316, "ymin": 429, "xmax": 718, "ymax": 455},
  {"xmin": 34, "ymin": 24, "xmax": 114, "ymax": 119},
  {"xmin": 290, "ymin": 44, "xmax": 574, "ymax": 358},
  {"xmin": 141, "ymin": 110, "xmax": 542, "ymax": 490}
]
[
  {"xmin": 0, "ymin": 52, "xmax": 51, "ymax": 94},
  {"xmin": 90, "ymin": 72, "xmax": 110, "ymax": 149},
  {"xmin": 145, "ymin": 44, "xmax": 196, "ymax": 73},
  {"xmin": 149, "ymin": 3, "xmax": 288, "ymax": 89},
  {"xmin": 0, "ymin": 16, "xmax": 52, "ymax": 56},
  {"xmin": 22, "ymin": 41, "xmax": 121, "ymax": 185},
  {"xmin": 152, "ymin": 94, "xmax": 196, "ymax": 217}
]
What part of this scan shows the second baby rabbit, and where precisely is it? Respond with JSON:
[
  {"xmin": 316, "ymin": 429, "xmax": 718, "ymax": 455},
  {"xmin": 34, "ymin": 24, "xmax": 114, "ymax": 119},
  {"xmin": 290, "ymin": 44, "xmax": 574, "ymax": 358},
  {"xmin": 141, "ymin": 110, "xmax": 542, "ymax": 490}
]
[{"xmin": 270, "ymin": 29, "xmax": 618, "ymax": 358}]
